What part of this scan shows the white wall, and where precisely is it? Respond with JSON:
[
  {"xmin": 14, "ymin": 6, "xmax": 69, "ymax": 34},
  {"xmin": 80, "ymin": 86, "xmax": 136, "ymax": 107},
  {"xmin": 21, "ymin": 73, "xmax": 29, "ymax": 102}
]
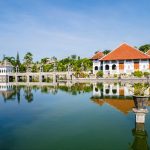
[
  {"xmin": 139, "ymin": 60, "xmax": 149, "ymax": 72},
  {"xmin": 103, "ymin": 83, "xmax": 119, "ymax": 96},
  {"xmin": 124, "ymin": 60, "xmax": 134, "ymax": 74},
  {"xmin": 0, "ymin": 83, "xmax": 13, "ymax": 91},
  {"xmin": 0, "ymin": 66, "xmax": 14, "ymax": 75},
  {"xmin": 93, "ymin": 60, "xmax": 101, "ymax": 74},
  {"xmin": 103, "ymin": 61, "xmax": 119, "ymax": 75},
  {"xmin": 93, "ymin": 83, "xmax": 101, "ymax": 97}
]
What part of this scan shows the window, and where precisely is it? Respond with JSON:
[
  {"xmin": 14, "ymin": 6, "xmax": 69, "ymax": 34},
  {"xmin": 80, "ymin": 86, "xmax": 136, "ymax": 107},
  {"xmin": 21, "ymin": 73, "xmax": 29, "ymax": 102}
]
[
  {"xmin": 105, "ymin": 65, "xmax": 109, "ymax": 70},
  {"xmin": 105, "ymin": 89, "xmax": 110, "ymax": 94},
  {"xmin": 112, "ymin": 64, "xmax": 116, "ymax": 70},
  {"xmin": 112, "ymin": 89, "xmax": 117, "ymax": 94},
  {"xmin": 95, "ymin": 88, "xmax": 98, "ymax": 92},
  {"xmin": 95, "ymin": 66, "xmax": 98, "ymax": 70}
]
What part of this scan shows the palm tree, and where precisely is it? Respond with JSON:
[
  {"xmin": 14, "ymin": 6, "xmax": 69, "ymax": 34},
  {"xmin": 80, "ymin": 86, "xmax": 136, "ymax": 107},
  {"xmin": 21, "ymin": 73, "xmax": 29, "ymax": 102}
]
[{"xmin": 23, "ymin": 52, "xmax": 33, "ymax": 68}]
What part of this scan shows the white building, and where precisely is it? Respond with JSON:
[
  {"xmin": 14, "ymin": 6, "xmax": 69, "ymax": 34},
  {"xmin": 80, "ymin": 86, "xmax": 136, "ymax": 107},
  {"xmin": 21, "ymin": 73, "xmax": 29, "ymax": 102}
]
[
  {"xmin": 0, "ymin": 60, "xmax": 14, "ymax": 82},
  {"xmin": 91, "ymin": 43, "xmax": 150, "ymax": 76},
  {"xmin": 91, "ymin": 52, "xmax": 104, "ymax": 74}
]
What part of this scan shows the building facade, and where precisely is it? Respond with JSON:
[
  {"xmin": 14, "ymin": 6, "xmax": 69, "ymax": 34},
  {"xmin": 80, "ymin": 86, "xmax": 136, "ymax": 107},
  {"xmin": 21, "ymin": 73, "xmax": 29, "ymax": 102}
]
[
  {"xmin": 0, "ymin": 60, "xmax": 14, "ymax": 82},
  {"xmin": 92, "ymin": 43, "xmax": 150, "ymax": 76}
]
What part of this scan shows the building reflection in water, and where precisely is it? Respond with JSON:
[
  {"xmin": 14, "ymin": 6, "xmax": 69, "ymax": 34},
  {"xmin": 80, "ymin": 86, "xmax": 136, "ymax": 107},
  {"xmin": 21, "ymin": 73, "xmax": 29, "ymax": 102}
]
[
  {"xmin": 0, "ymin": 83, "xmax": 34, "ymax": 103},
  {"xmin": 0, "ymin": 83, "xmax": 16, "ymax": 101},
  {"xmin": 92, "ymin": 83, "xmax": 136, "ymax": 114},
  {"xmin": 92, "ymin": 82, "xmax": 150, "ymax": 150},
  {"xmin": 0, "ymin": 82, "xmax": 149, "ymax": 149}
]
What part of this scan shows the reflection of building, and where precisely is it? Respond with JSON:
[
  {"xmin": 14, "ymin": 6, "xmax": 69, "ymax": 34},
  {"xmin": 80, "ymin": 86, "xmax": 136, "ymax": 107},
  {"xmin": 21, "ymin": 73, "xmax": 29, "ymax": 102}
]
[
  {"xmin": 91, "ymin": 83, "xmax": 150, "ymax": 115},
  {"xmin": 93, "ymin": 83, "xmax": 102, "ymax": 98},
  {"xmin": 0, "ymin": 83, "xmax": 15, "ymax": 100},
  {"xmin": 92, "ymin": 83, "xmax": 134, "ymax": 98},
  {"xmin": 91, "ymin": 43, "xmax": 150, "ymax": 76},
  {"xmin": 92, "ymin": 98, "xmax": 135, "ymax": 115}
]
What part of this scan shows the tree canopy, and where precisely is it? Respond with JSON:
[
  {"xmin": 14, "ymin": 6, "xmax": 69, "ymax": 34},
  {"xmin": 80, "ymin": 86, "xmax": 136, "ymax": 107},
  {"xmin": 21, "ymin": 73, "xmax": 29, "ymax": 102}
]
[
  {"xmin": 103, "ymin": 50, "xmax": 111, "ymax": 55},
  {"xmin": 23, "ymin": 52, "xmax": 33, "ymax": 67},
  {"xmin": 139, "ymin": 44, "xmax": 150, "ymax": 53}
]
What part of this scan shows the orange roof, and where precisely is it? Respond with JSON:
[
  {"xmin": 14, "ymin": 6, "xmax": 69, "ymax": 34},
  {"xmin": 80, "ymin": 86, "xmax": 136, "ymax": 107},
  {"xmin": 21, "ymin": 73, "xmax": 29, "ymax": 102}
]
[
  {"xmin": 146, "ymin": 50, "xmax": 150, "ymax": 56},
  {"xmin": 105, "ymin": 99, "xmax": 134, "ymax": 115},
  {"xmin": 91, "ymin": 52, "xmax": 104, "ymax": 60},
  {"xmin": 92, "ymin": 98, "xmax": 134, "ymax": 115},
  {"xmin": 101, "ymin": 43, "xmax": 150, "ymax": 61}
]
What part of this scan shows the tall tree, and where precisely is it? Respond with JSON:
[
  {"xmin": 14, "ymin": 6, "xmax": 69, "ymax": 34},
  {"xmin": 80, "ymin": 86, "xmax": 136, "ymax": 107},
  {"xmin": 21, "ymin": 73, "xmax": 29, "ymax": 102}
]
[
  {"xmin": 139, "ymin": 44, "xmax": 150, "ymax": 53},
  {"xmin": 16, "ymin": 52, "xmax": 20, "ymax": 66},
  {"xmin": 24, "ymin": 52, "xmax": 33, "ymax": 68}
]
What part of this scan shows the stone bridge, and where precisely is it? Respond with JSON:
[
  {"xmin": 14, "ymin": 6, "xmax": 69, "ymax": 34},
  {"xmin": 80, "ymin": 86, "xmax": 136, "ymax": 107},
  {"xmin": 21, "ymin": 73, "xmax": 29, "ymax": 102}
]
[{"xmin": 6, "ymin": 71, "xmax": 74, "ymax": 83}]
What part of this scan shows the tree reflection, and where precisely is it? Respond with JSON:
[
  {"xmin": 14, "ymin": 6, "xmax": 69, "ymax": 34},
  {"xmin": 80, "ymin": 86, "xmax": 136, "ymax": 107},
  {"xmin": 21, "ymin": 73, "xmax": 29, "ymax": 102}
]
[
  {"xmin": 131, "ymin": 123, "xmax": 149, "ymax": 150},
  {"xmin": 24, "ymin": 86, "xmax": 33, "ymax": 103},
  {"xmin": 131, "ymin": 94, "xmax": 150, "ymax": 150}
]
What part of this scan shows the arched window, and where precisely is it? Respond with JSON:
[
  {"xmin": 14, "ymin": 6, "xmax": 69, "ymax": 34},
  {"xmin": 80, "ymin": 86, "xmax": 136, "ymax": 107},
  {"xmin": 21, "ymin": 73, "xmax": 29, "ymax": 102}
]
[
  {"xmin": 105, "ymin": 65, "xmax": 109, "ymax": 70},
  {"xmin": 95, "ymin": 88, "xmax": 98, "ymax": 92},
  {"xmin": 112, "ymin": 64, "xmax": 116, "ymax": 70},
  {"xmin": 105, "ymin": 89, "xmax": 110, "ymax": 94},
  {"xmin": 95, "ymin": 66, "xmax": 98, "ymax": 70}
]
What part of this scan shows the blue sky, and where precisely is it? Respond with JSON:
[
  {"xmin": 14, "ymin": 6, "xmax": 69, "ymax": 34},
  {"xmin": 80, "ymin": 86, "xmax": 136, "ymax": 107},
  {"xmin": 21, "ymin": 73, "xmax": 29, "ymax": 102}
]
[{"xmin": 0, "ymin": 0, "xmax": 150, "ymax": 61}]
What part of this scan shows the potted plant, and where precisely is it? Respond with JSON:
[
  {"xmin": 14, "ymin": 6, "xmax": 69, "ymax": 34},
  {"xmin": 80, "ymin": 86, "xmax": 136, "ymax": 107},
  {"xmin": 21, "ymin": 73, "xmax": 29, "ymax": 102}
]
[
  {"xmin": 132, "ymin": 83, "xmax": 149, "ymax": 109},
  {"xmin": 131, "ymin": 83, "xmax": 150, "ymax": 123}
]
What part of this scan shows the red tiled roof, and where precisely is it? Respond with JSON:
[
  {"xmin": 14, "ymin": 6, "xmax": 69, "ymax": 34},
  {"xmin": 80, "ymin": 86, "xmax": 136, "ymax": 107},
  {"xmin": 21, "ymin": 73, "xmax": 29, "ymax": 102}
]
[
  {"xmin": 146, "ymin": 50, "xmax": 150, "ymax": 56},
  {"xmin": 100, "ymin": 43, "xmax": 150, "ymax": 61},
  {"xmin": 91, "ymin": 98, "xmax": 134, "ymax": 115},
  {"xmin": 91, "ymin": 52, "xmax": 104, "ymax": 60}
]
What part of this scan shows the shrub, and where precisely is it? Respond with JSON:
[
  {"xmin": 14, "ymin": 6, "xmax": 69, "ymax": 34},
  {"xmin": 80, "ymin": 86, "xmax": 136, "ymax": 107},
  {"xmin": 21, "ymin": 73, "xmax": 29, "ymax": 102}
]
[
  {"xmin": 133, "ymin": 83, "xmax": 149, "ymax": 96},
  {"xmin": 143, "ymin": 72, "xmax": 150, "ymax": 77},
  {"xmin": 74, "ymin": 71, "xmax": 88, "ymax": 78},
  {"xmin": 114, "ymin": 74, "xmax": 117, "ymax": 78},
  {"xmin": 133, "ymin": 71, "xmax": 143, "ymax": 78},
  {"xmin": 96, "ymin": 71, "xmax": 103, "ymax": 78}
]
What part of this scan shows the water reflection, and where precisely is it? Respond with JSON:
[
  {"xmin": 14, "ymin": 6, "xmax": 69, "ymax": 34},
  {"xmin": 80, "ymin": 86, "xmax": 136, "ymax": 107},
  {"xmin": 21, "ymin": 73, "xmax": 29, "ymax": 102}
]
[
  {"xmin": 131, "ymin": 123, "xmax": 149, "ymax": 150},
  {"xmin": 0, "ymin": 82, "xmax": 149, "ymax": 103},
  {"xmin": 0, "ymin": 83, "xmax": 16, "ymax": 101},
  {"xmin": 131, "ymin": 97, "xmax": 149, "ymax": 150},
  {"xmin": 0, "ymin": 82, "xmax": 149, "ymax": 149},
  {"xmin": 91, "ymin": 82, "xmax": 150, "ymax": 149}
]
